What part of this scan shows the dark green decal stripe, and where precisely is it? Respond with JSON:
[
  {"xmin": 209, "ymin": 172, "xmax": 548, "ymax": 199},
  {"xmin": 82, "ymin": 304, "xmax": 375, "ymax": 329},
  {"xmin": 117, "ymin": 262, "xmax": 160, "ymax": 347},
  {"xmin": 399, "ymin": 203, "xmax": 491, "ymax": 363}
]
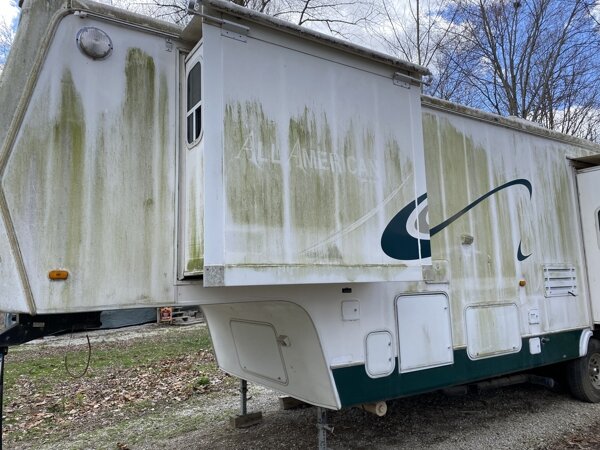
[
  {"xmin": 381, "ymin": 179, "xmax": 532, "ymax": 261},
  {"xmin": 333, "ymin": 329, "xmax": 582, "ymax": 407},
  {"xmin": 429, "ymin": 178, "xmax": 532, "ymax": 235}
]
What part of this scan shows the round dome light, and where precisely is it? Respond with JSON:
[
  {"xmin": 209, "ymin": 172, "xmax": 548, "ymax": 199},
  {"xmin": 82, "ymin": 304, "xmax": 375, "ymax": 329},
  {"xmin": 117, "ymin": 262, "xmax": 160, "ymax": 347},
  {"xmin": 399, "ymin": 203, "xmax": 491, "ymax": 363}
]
[{"xmin": 76, "ymin": 27, "xmax": 113, "ymax": 60}]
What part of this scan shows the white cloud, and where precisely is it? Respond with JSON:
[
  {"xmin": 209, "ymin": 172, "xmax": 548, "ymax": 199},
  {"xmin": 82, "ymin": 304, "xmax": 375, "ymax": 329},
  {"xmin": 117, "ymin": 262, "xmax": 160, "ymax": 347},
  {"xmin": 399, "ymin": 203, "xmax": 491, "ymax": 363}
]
[{"xmin": 0, "ymin": 0, "xmax": 18, "ymax": 27}]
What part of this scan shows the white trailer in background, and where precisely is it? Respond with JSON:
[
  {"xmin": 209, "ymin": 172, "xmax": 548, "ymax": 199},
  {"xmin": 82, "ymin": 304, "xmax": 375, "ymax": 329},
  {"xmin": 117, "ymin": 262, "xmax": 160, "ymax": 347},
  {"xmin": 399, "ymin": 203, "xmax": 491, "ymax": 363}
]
[{"xmin": 2, "ymin": 0, "xmax": 600, "ymax": 443}]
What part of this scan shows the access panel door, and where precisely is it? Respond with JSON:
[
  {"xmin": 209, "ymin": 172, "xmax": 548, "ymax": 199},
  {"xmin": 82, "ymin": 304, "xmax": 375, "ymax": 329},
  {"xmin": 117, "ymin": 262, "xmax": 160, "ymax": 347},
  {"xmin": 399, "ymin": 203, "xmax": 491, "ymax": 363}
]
[
  {"xmin": 577, "ymin": 166, "xmax": 600, "ymax": 319},
  {"xmin": 396, "ymin": 293, "xmax": 453, "ymax": 372}
]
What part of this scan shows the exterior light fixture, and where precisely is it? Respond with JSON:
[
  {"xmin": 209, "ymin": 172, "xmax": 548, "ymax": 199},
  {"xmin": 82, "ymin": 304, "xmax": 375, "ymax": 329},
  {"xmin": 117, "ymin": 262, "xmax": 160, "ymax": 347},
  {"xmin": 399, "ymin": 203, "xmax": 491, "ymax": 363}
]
[{"xmin": 76, "ymin": 27, "xmax": 113, "ymax": 60}]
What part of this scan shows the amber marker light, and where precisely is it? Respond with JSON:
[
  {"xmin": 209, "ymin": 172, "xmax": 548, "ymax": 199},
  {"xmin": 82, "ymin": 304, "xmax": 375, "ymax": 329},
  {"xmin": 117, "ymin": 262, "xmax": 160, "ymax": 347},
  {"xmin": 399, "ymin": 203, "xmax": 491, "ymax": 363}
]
[
  {"xmin": 49, "ymin": 270, "xmax": 69, "ymax": 280},
  {"xmin": 519, "ymin": 280, "xmax": 526, "ymax": 287}
]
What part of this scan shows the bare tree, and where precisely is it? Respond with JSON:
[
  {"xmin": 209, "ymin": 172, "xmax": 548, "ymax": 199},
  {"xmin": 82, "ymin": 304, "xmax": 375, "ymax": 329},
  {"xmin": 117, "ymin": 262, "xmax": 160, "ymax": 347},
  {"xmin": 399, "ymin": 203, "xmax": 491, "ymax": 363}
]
[
  {"xmin": 100, "ymin": 1, "xmax": 274, "ymax": 25},
  {"xmin": 99, "ymin": 0, "xmax": 189, "ymax": 23},
  {"xmin": 440, "ymin": 0, "xmax": 600, "ymax": 140},
  {"xmin": 370, "ymin": 1, "xmax": 463, "ymax": 96},
  {"xmin": 375, "ymin": 1, "xmax": 454, "ymax": 67},
  {"xmin": 107, "ymin": 0, "xmax": 376, "ymax": 37},
  {"xmin": 0, "ymin": 19, "xmax": 15, "ymax": 75},
  {"xmin": 268, "ymin": 0, "xmax": 378, "ymax": 38}
]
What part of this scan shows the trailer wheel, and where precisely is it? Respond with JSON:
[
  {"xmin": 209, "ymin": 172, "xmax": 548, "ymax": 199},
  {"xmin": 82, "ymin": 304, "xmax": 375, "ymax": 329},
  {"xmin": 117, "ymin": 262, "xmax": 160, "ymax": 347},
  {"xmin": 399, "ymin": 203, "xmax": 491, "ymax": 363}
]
[{"xmin": 567, "ymin": 338, "xmax": 600, "ymax": 403}]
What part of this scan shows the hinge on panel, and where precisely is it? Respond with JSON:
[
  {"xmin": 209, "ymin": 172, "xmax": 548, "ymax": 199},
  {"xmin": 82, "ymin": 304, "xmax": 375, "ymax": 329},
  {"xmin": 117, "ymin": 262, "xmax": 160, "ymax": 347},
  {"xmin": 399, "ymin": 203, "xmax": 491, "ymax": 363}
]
[
  {"xmin": 221, "ymin": 21, "xmax": 248, "ymax": 42},
  {"xmin": 393, "ymin": 72, "xmax": 411, "ymax": 89},
  {"xmin": 393, "ymin": 72, "xmax": 430, "ymax": 89},
  {"xmin": 188, "ymin": 0, "xmax": 248, "ymax": 42},
  {"xmin": 422, "ymin": 260, "xmax": 449, "ymax": 284}
]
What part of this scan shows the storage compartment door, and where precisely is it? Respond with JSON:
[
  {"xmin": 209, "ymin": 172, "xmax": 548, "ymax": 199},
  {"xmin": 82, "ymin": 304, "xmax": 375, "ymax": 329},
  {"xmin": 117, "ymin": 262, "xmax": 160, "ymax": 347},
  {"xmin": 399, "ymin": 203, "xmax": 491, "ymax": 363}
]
[
  {"xmin": 465, "ymin": 304, "xmax": 521, "ymax": 359},
  {"xmin": 396, "ymin": 293, "xmax": 453, "ymax": 373}
]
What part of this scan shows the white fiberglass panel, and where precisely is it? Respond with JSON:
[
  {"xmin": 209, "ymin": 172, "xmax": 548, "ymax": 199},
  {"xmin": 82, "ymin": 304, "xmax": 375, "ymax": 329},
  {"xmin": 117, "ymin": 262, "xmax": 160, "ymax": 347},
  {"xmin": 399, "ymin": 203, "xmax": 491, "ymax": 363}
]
[
  {"xmin": 396, "ymin": 293, "xmax": 453, "ymax": 372},
  {"xmin": 202, "ymin": 300, "xmax": 339, "ymax": 409},
  {"xmin": 466, "ymin": 304, "xmax": 521, "ymax": 359},
  {"xmin": 2, "ymin": 15, "xmax": 177, "ymax": 312},
  {"xmin": 0, "ymin": 213, "xmax": 29, "ymax": 313},
  {"xmin": 365, "ymin": 331, "xmax": 395, "ymax": 377},
  {"xmin": 202, "ymin": 20, "xmax": 427, "ymax": 286},
  {"xmin": 231, "ymin": 320, "xmax": 288, "ymax": 384},
  {"xmin": 577, "ymin": 167, "xmax": 600, "ymax": 323},
  {"xmin": 421, "ymin": 100, "xmax": 592, "ymax": 347}
]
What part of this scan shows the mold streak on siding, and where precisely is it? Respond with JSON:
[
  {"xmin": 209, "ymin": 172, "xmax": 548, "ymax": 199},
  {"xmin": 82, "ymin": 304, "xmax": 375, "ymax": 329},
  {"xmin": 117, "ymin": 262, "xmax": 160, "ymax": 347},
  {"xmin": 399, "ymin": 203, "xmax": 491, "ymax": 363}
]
[
  {"xmin": 208, "ymin": 23, "xmax": 428, "ymax": 286},
  {"xmin": 422, "ymin": 106, "xmax": 592, "ymax": 347},
  {"xmin": 223, "ymin": 100, "xmax": 416, "ymax": 268},
  {"xmin": 2, "ymin": 15, "xmax": 177, "ymax": 313}
]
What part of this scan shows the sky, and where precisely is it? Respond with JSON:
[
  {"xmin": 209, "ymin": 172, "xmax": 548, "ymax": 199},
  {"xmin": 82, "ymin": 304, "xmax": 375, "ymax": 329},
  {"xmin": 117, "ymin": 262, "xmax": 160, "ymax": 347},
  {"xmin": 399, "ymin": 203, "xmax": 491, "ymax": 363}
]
[
  {"xmin": 0, "ymin": 1, "xmax": 19, "ymax": 68},
  {"xmin": 0, "ymin": 0, "xmax": 18, "ymax": 27}
]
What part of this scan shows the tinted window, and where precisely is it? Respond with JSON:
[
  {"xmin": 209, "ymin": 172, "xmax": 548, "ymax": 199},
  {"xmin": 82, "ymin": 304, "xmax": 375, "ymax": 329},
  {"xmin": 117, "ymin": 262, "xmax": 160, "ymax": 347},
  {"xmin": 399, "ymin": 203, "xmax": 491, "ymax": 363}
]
[
  {"xmin": 186, "ymin": 62, "xmax": 202, "ymax": 144},
  {"xmin": 187, "ymin": 63, "xmax": 201, "ymax": 110}
]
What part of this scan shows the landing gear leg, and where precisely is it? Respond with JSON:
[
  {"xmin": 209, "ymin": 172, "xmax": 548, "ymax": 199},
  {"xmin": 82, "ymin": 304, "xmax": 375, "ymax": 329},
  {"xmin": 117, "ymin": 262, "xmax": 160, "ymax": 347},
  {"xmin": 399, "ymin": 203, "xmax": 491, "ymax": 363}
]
[
  {"xmin": 229, "ymin": 379, "xmax": 263, "ymax": 428},
  {"xmin": 317, "ymin": 407, "xmax": 333, "ymax": 450},
  {"xmin": 240, "ymin": 379, "xmax": 248, "ymax": 416}
]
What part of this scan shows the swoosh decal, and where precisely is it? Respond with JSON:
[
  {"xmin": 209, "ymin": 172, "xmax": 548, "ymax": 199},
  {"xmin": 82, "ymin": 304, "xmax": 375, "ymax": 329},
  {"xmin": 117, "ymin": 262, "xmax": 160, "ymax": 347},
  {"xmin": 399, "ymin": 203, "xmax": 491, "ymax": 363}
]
[
  {"xmin": 517, "ymin": 241, "xmax": 531, "ymax": 261},
  {"xmin": 430, "ymin": 179, "xmax": 532, "ymax": 236},
  {"xmin": 381, "ymin": 179, "xmax": 532, "ymax": 261}
]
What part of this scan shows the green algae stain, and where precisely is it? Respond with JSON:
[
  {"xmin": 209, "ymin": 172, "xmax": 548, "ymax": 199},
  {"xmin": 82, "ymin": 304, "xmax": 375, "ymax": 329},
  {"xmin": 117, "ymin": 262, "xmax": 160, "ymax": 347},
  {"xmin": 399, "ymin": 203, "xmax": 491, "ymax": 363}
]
[
  {"xmin": 333, "ymin": 127, "xmax": 380, "ymax": 263},
  {"xmin": 5, "ymin": 69, "xmax": 87, "ymax": 306},
  {"xmin": 155, "ymin": 72, "xmax": 177, "ymax": 274},
  {"xmin": 4, "ymin": 44, "xmax": 177, "ymax": 310},
  {"xmin": 288, "ymin": 107, "xmax": 336, "ymax": 231},
  {"xmin": 383, "ymin": 136, "xmax": 410, "ymax": 184},
  {"xmin": 158, "ymin": 74, "xmax": 170, "ymax": 204},
  {"xmin": 223, "ymin": 100, "xmax": 416, "ymax": 265},
  {"xmin": 382, "ymin": 135, "xmax": 414, "ymax": 219},
  {"xmin": 122, "ymin": 48, "xmax": 157, "ymax": 187},
  {"xmin": 186, "ymin": 174, "xmax": 204, "ymax": 273},
  {"xmin": 224, "ymin": 101, "xmax": 283, "ymax": 228},
  {"xmin": 422, "ymin": 113, "xmax": 527, "ymax": 344},
  {"xmin": 422, "ymin": 112, "xmax": 443, "ymax": 259},
  {"xmin": 55, "ymin": 70, "xmax": 86, "ymax": 269},
  {"xmin": 89, "ymin": 115, "xmax": 109, "ymax": 282},
  {"xmin": 122, "ymin": 48, "xmax": 158, "ymax": 280},
  {"xmin": 551, "ymin": 160, "xmax": 575, "ymax": 259},
  {"xmin": 124, "ymin": 48, "xmax": 156, "ymax": 128}
]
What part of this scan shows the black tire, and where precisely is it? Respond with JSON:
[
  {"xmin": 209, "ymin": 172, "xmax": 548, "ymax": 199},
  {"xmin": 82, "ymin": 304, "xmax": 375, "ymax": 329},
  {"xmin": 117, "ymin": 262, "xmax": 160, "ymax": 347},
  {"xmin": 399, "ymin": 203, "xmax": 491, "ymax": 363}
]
[{"xmin": 567, "ymin": 338, "xmax": 600, "ymax": 403}]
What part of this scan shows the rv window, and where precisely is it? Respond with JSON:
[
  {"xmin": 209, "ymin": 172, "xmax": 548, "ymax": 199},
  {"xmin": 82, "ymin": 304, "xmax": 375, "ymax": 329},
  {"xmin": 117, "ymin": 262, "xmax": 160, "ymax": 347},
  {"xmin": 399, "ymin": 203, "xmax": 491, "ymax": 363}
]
[{"xmin": 186, "ymin": 62, "xmax": 202, "ymax": 144}]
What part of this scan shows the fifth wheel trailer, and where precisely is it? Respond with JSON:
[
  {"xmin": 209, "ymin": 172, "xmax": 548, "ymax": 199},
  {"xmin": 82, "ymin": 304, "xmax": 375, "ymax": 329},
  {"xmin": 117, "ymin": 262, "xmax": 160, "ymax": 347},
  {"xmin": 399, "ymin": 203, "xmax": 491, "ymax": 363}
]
[{"xmin": 3, "ymin": 0, "xmax": 600, "ymax": 438}]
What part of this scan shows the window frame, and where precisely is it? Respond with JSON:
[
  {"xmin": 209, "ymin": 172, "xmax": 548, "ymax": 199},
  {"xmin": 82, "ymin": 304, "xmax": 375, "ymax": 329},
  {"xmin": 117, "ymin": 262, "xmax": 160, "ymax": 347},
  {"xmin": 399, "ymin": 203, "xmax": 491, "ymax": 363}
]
[{"xmin": 185, "ymin": 57, "xmax": 203, "ymax": 147}]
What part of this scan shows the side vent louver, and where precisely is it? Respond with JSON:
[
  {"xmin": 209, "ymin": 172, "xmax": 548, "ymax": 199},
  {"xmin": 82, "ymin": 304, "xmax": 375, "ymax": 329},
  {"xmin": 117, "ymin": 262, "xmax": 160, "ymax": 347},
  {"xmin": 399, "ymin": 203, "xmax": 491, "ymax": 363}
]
[{"xmin": 543, "ymin": 265, "xmax": 577, "ymax": 298}]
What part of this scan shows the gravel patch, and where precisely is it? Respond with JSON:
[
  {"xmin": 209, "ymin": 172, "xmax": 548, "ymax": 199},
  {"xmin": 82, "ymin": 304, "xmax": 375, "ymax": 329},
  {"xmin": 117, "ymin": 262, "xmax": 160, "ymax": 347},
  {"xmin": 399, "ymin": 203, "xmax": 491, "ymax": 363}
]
[
  {"xmin": 155, "ymin": 384, "xmax": 600, "ymax": 450},
  {"xmin": 20, "ymin": 323, "xmax": 187, "ymax": 348}
]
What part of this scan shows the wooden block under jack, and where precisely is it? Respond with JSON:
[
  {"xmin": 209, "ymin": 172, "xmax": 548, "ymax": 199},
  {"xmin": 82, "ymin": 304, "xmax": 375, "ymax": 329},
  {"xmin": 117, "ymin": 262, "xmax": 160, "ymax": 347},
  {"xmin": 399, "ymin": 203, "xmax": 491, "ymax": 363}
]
[
  {"xmin": 229, "ymin": 412, "xmax": 263, "ymax": 428},
  {"xmin": 279, "ymin": 396, "xmax": 310, "ymax": 410}
]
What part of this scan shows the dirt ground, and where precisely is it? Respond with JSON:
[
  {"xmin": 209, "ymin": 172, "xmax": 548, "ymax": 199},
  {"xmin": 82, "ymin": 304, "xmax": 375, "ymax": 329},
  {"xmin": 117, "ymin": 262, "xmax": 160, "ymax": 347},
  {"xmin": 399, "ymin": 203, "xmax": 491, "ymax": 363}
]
[
  {"xmin": 6, "ymin": 323, "xmax": 600, "ymax": 450},
  {"xmin": 162, "ymin": 385, "xmax": 600, "ymax": 450}
]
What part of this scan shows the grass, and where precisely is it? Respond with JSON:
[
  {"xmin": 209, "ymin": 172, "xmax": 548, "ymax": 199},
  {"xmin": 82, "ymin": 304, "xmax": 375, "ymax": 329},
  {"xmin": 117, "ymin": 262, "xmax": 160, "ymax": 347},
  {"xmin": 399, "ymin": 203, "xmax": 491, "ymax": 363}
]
[
  {"xmin": 42, "ymin": 395, "xmax": 234, "ymax": 450},
  {"xmin": 4, "ymin": 325, "xmax": 213, "ymax": 391},
  {"xmin": 2, "ymin": 324, "xmax": 228, "ymax": 449}
]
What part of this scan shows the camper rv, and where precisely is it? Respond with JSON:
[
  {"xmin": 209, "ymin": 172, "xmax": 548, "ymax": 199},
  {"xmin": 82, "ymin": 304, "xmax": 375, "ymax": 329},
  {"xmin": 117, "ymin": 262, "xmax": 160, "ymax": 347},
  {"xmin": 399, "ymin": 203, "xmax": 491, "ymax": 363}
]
[{"xmin": 2, "ymin": 0, "xmax": 600, "ymax": 443}]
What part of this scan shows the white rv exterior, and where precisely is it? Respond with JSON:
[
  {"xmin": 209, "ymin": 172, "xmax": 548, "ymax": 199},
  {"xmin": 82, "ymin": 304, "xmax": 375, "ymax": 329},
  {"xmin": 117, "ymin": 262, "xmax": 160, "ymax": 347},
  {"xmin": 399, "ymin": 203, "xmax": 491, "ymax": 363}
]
[{"xmin": 2, "ymin": 0, "xmax": 600, "ymax": 411}]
